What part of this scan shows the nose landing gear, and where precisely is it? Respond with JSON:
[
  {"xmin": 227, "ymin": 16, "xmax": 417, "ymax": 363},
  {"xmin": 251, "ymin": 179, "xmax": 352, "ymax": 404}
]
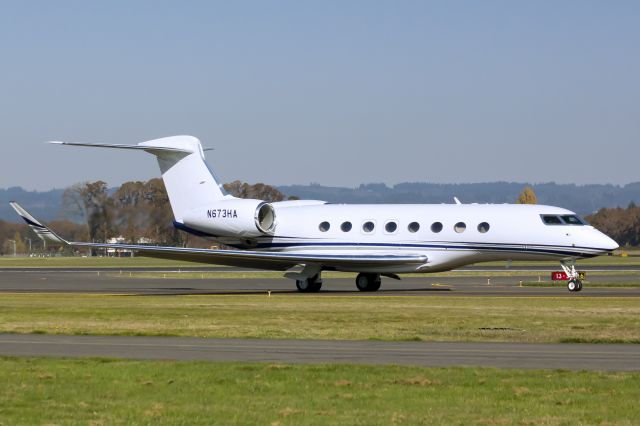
[
  {"xmin": 567, "ymin": 279, "xmax": 583, "ymax": 292},
  {"xmin": 561, "ymin": 261, "xmax": 583, "ymax": 292}
]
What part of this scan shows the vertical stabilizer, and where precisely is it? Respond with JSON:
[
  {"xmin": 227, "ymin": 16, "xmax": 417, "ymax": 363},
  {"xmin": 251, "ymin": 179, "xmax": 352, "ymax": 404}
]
[{"xmin": 138, "ymin": 136, "xmax": 229, "ymax": 221}]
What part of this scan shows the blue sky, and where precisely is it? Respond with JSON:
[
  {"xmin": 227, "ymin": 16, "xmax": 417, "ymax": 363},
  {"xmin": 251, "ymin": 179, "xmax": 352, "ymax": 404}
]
[{"xmin": 1, "ymin": 1, "xmax": 638, "ymax": 190}]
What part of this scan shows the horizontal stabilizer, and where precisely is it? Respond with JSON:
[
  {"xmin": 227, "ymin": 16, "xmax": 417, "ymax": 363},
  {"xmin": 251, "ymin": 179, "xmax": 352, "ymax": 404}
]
[
  {"xmin": 9, "ymin": 202, "xmax": 68, "ymax": 245},
  {"xmin": 48, "ymin": 141, "xmax": 193, "ymax": 154}
]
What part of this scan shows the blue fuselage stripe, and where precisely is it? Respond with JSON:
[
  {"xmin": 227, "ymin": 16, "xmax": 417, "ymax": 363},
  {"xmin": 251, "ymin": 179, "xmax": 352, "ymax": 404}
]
[{"xmin": 172, "ymin": 223, "xmax": 605, "ymax": 258}]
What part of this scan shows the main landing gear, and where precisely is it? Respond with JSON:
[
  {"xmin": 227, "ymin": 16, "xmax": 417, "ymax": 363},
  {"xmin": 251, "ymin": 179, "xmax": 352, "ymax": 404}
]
[
  {"xmin": 289, "ymin": 266, "xmax": 383, "ymax": 293},
  {"xmin": 355, "ymin": 273, "xmax": 381, "ymax": 292},
  {"xmin": 561, "ymin": 261, "xmax": 583, "ymax": 292},
  {"xmin": 295, "ymin": 273, "xmax": 323, "ymax": 293}
]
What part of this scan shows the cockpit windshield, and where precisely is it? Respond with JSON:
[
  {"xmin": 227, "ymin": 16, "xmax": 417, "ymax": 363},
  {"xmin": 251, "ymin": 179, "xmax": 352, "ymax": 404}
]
[
  {"xmin": 561, "ymin": 215, "xmax": 585, "ymax": 225},
  {"xmin": 541, "ymin": 214, "xmax": 586, "ymax": 226},
  {"xmin": 541, "ymin": 215, "xmax": 563, "ymax": 225}
]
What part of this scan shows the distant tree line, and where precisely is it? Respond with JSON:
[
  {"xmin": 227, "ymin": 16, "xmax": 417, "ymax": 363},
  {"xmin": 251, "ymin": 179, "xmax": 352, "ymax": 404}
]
[
  {"xmin": 585, "ymin": 202, "xmax": 640, "ymax": 247},
  {"xmin": 1, "ymin": 179, "xmax": 289, "ymax": 256},
  {"xmin": 6, "ymin": 181, "xmax": 640, "ymax": 221}
]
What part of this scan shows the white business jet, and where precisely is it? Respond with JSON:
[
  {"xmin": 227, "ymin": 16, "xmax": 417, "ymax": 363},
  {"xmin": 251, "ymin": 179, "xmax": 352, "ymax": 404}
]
[{"xmin": 11, "ymin": 135, "xmax": 618, "ymax": 293}]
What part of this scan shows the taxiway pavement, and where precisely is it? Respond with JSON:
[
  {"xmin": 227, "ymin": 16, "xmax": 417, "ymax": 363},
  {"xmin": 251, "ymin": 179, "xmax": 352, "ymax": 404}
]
[
  {"xmin": 0, "ymin": 269, "xmax": 639, "ymax": 296},
  {"xmin": 0, "ymin": 334, "xmax": 637, "ymax": 371}
]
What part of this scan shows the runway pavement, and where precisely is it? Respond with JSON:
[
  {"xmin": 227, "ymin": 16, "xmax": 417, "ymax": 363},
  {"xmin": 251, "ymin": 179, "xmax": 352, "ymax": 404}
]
[
  {"xmin": 0, "ymin": 269, "xmax": 639, "ymax": 296},
  {"xmin": 0, "ymin": 333, "xmax": 637, "ymax": 371}
]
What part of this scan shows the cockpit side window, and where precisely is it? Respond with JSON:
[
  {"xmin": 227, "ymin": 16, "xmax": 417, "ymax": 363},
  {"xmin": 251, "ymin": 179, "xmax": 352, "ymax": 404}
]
[
  {"xmin": 541, "ymin": 215, "xmax": 563, "ymax": 225},
  {"xmin": 561, "ymin": 215, "xmax": 585, "ymax": 225}
]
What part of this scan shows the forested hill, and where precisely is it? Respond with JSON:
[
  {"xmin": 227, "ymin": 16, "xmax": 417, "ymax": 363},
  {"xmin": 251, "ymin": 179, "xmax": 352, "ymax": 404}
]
[
  {"xmin": 0, "ymin": 187, "xmax": 65, "ymax": 223},
  {"xmin": 279, "ymin": 182, "xmax": 640, "ymax": 216},
  {"xmin": 2, "ymin": 182, "xmax": 640, "ymax": 222}
]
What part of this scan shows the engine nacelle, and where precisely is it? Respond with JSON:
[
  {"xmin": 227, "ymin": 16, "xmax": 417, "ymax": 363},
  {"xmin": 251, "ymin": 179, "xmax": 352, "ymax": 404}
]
[{"xmin": 181, "ymin": 199, "xmax": 276, "ymax": 238}]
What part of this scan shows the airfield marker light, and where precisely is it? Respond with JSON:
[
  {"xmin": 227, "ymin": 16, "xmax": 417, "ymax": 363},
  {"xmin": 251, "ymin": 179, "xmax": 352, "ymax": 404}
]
[
  {"xmin": 487, "ymin": 278, "xmax": 490, "ymax": 286},
  {"xmin": 519, "ymin": 280, "xmax": 523, "ymax": 287},
  {"xmin": 268, "ymin": 291, "xmax": 271, "ymax": 298}
]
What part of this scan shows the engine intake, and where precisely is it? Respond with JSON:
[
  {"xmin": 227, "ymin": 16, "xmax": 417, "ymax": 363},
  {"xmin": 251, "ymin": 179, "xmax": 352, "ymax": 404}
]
[
  {"xmin": 255, "ymin": 202, "xmax": 276, "ymax": 234},
  {"xmin": 181, "ymin": 199, "xmax": 276, "ymax": 238}
]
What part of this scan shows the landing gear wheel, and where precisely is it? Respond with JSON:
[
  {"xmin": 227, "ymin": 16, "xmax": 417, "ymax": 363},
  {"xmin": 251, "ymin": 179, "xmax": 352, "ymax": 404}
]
[
  {"xmin": 355, "ymin": 273, "xmax": 382, "ymax": 292},
  {"xmin": 296, "ymin": 274, "xmax": 322, "ymax": 293},
  {"xmin": 561, "ymin": 261, "xmax": 583, "ymax": 293}
]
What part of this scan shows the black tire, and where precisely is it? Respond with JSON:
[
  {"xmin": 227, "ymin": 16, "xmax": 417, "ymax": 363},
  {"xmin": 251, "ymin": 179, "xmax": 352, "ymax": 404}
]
[
  {"xmin": 368, "ymin": 279, "xmax": 381, "ymax": 292},
  {"xmin": 296, "ymin": 275, "xmax": 322, "ymax": 293},
  {"xmin": 296, "ymin": 279, "xmax": 310, "ymax": 292},
  {"xmin": 567, "ymin": 280, "xmax": 577, "ymax": 292},
  {"xmin": 575, "ymin": 280, "xmax": 583, "ymax": 292},
  {"xmin": 356, "ymin": 273, "xmax": 370, "ymax": 291},
  {"xmin": 356, "ymin": 273, "xmax": 381, "ymax": 292}
]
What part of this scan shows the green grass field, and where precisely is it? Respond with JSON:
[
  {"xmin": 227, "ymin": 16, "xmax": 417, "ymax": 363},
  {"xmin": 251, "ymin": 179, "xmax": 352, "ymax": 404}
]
[
  {"xmin": 1, "ymin": 357, "xmax": 638, "ymax": 425},
  {"xmin": 1, "ymin": 253, "xmax": 639, "ymax": 268},
  {"xmin": 1, "ymin": 294, "xmax": 638, "ymax": 343}
]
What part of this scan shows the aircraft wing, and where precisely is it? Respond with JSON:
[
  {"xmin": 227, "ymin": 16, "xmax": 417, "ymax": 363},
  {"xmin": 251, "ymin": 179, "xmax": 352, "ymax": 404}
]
[
  {"xmin": 10, "ymin": 202, "xmax": 427, "ymax": 271},
  {"xmin": 68, "ymin": 241, "xmax": 427, "ymax": 270}
]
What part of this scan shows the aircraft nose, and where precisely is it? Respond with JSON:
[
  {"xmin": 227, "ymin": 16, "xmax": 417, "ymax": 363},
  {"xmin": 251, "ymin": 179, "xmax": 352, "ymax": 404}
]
[{"xmin": 598, "ymin": 232, "xmax": 619, "ymax": 252}]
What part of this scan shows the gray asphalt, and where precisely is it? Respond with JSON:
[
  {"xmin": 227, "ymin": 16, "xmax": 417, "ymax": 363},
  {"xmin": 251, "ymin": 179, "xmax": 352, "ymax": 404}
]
[
  {"xmin": 1, "ymin": 269, "xmax": 639, "ymax": 296},
  {"xmin": 1, "ymin": 271, "xmax": 639, "ymax": 370},
  {"xmin": 0, "ymin": 334, "xmax": 638, "ymax": 371}
]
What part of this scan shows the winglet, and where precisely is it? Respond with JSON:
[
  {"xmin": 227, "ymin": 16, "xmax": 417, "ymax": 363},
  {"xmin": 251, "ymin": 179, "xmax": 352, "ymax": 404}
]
[{"xmin": 9, "ymin": 202, "xmax": 68, "ymax": 245}]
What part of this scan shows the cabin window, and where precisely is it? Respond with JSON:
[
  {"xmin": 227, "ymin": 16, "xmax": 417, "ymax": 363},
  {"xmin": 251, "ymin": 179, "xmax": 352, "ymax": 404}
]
[
  {"xmin": 385, "ymin": 221, "xmax": 398, "ymax": 233},
  {"xmin": 341, "ymin": 221, "xmax": 352, "ymax": 232},
  {"xmin": 477, "ymin": 222, "xmax": 490, "ymax": 233},
  {"xmin": 431, "ymin": 222, "xmax": 443, "ymax": 233},
  {"xmin": 408, "ymin": 222, "xmax": 420, "ymax": 233},
  {"xmin": 319, "ymin": 221, "xmax": 330, "ymax": 232},
  {"xmin": 541, "ymin": 215, "xmax": 563, "ymax": 225},
  {"xmin": 561, "ymin": 215, "xmax": 584, "ymax": 225},
  {"xmin": 454, "ymin": 222, "xmax": 466, "ymax": 233},
  {"xmin": 362, "ymin": 221, "xmax": 375, "ymax": 233}
]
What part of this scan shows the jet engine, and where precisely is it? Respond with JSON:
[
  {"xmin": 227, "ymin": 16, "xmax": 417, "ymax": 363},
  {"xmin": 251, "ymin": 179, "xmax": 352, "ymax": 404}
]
[{"xmin": 181, "ymin": 199, "xmax": 276, "ymax": 238}]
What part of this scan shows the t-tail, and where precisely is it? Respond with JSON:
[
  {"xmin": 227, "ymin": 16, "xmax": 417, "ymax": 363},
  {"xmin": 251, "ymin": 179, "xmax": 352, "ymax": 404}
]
[
  {"xmin": 49, "ymin": 136, "xmax": 230, "ymax": 223},
  {"xmin": 50, "ymin": 135, "xmax": 277, "ymax": 239}
]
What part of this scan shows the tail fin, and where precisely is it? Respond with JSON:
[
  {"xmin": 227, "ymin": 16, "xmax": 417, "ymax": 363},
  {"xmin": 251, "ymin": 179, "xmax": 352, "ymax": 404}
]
[{"xmin": 51, "ymin": 136, "xmax": 229, "ymax": 222}]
